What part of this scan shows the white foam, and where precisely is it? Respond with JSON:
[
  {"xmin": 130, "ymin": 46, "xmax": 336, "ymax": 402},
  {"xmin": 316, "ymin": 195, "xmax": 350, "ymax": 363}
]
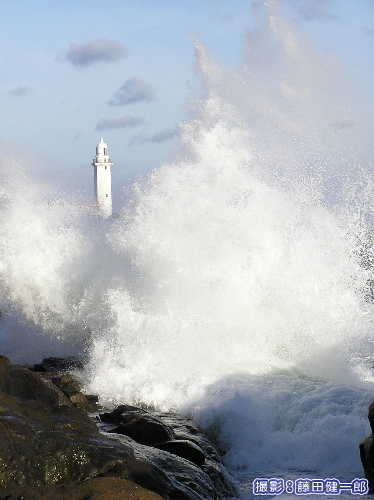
[{"xmin": 189, "ymin": 372, "xmax": 372, "ymax": 477}]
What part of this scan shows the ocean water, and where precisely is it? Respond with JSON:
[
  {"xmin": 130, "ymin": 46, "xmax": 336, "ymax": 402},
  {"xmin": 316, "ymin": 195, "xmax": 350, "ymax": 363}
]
[{"xmin": 0, "ymin": 2, "xmax": 373, "ymax": 498}]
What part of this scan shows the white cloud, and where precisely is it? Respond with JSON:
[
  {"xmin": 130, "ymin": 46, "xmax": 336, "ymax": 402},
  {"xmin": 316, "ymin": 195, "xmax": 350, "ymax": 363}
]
[
  {"xmin": 95, "ymin": 116, "xmax": 144, "ymax": 131},
  {"xmin": 109, "ymin": 77, "xmax": 155, "ymax": 106},
  {"xmin": 8, "ymin": 86, "xmax": 32, "ymax": 97},
  {"xmin": 129, "ymin": 126, "xmax": 179, "ymax": 146},
  {"xmin": 60, "ymin": 38, "xmax": 128, "ymax": 68},
  {"xmin": 151, "ymin": 127, "xmax": 179, "ymax": 142}
]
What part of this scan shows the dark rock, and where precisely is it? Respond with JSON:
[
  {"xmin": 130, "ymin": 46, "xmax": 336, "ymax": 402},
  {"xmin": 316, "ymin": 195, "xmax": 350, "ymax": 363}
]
[
  {"xmin": 109, "ymin": 412, "xmax": 175, "ymax": 445},
  {"xmin": 86, "ymin": 394, "xmax": 99, "ymax": 404},
  {"xmin": 360, "ymin": 436, "xmax": 374, "ymax": 493},
  {"xmin": 368, "ymin": 401, "xmax": 374, "ymax": 434},
  {"xmin": 101, "ymin": 408, "xmax": 239, "ymax": 499},
  {"xmin": 32, "ymin": 356, "xmax": 84, "ymax": 372},
  {"xmin": 154, "ymin": 439, "xmax": 205, "ymax": 467},
  {"xmin": 51, "ymin": 404, "xmax": 99, "ymax": 435},
  {"xmin": 100, "ymin": 404, "xmax": 146, "ymax": 423},
  {"xmin": 1, "ymin": 477, "xmax": 165, "ymax": 499},
  {"xmin": 0, "ymin": 355, "xmax": 11, "ymax": 392},
  {"xmin": 49, "ymin": 373, "xmax": 98, "ymax": 412},
  {"xmin": 52, "ymin": 373, "xmax": 82, "ymax": 396},
  {"xmin": 154, "ymin": 412, "xmax": 237, "ymax": 498},
  {"xmin": 157, "ymin": 412, "xmax": 224, "ymax": 464},
  {"xmin": 126, "ymin": 440, "xmax": 219, "ymax": 500},
  {"xmin": 0, "ymin": 356, "xmax": 239, "ymax": 500},
  {"xmin": 7, "ymin": 363, "xmax": 71, "ymax": 407},
  {"xmin": 360, "ymin": 401, "xmax": 374, "ymax": 493}
]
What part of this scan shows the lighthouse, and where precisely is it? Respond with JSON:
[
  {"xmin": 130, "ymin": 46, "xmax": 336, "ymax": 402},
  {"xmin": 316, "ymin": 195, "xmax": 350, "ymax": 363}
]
[{"xmin": 92, "ymin": 137, "xmax": 113, "ymax": 217}]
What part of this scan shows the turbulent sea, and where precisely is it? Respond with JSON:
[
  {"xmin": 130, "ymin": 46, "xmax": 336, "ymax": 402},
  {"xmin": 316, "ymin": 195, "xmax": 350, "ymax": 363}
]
[{"xmin": 1, "ymin": 3, "xmax": 373, "ymax": 499}]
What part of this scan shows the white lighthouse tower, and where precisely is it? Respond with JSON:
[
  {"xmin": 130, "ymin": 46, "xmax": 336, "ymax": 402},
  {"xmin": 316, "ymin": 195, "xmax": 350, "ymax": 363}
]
[{"xmin": 92, "ymin": 137, "xmax": 113, "ymax": 217}]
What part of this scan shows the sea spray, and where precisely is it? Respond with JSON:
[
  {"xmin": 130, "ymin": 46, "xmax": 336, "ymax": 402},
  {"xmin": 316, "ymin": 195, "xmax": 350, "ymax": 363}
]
[
  {"xmin": 84, "ymin": 1, "xmax": 374, "ymax": 486},
  {"xmin": 86, "ymin": 105, "xmax": 372, "ymax": 406},
  {"xmin": 189, "ymin": 373, "xmax": 373, "ymax": 481},
  {"xmin": 0, "ymin": 151, "xmax": 117, "ymax": 360},
  {"xmin": 85, "ymin": 11, "xmax": 373, "ymax": 405}
]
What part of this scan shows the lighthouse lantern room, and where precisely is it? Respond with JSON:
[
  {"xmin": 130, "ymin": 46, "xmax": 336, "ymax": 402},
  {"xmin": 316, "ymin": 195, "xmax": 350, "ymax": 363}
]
[{"xmin": 91, "ymin": 137, "xmax": 113, "ymax": 217}]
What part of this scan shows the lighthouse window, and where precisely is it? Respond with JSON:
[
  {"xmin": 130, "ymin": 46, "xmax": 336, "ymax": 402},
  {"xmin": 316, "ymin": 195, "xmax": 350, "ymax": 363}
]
[
  {"xmin": 105, "ymin": 166, "xmax": 107, "ymax": 169},
  {"xmin": 106, "ymin": 194, "xmax": 108, "ymax": 197}
]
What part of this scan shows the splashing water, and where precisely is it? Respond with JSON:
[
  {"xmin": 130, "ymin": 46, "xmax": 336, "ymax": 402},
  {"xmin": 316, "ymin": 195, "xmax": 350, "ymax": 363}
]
[
  {"xmin": 1, "ymin": 1, "xmax": 373, "ymax": 490},
  {"xmin": 86, "ymin": 4, "xmax": 374, "ymax": 406}
]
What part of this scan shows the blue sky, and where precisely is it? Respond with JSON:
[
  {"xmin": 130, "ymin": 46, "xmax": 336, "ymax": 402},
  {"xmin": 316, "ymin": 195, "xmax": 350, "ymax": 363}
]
[{"xmin": 1, "ymin": 0, "xmax": 373, "ymax": 206}]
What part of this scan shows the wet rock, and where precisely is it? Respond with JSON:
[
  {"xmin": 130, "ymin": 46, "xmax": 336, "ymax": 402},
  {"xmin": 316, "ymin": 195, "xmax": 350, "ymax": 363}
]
[
  {"xmin": 127, "ymin": 441, "xmax": 216, "ymax": 500},
  {"xmin": 154, "ymin": 439, "xmax": 205, "ymax": 467},
  {"xmin": 86, "ymin": 394, "xmax": 100, "ymax": 405},
  {"xmin": 50, "ymin": 373, "xmax": 98, "ymax": 412},
  {"xmin": 360, "ymin": 436, "xmax": 374, "ymax": 492},
  {"xmin": 102, "ymin": 409, "xmax": 175, "ymax": 445},
  {"xmin": 0, "ymin": 357, "xmax": 122, "ymax": 495},
  {"xmin": 1, "ymin": 477, "xmax": 165, "ymax": 499},
  {"xmin": 0, "ymin": 356, "xmax": 239, "ymax": 499},
  {"xmin": 53, "ymin": 373, "xmax": 82, "ymax": 396},
  {"xmin": 360, "ymin": 401, "xmax": 374, "ymax": 493},
  {"xmin": 158, "ymin": 412, "xmax": 225, "ymax": 465},
  {"xmin": 100, "ymin": 408, "xmax": 239, "ymax": 499},
  {"xmin": 368, "ymin": 401, "xmax": 374, "ymax": 434},
  {"xmin": 100, "ymin": 404, "xmax": 146, "ymax": 422},
  {"xmin": 32, "ymin": 356, "xmax": 84, "ymax": 372},
  {"xmin": 51, "ymin": 404, "xmax": 99, "ymax": 435},
  {"xmin": 0, "ymin": 355, "xmax": 11, "ymax": 392},
  {"xmin": 8, "ymin": 363, "xmax": 68, "ymax": 407}
]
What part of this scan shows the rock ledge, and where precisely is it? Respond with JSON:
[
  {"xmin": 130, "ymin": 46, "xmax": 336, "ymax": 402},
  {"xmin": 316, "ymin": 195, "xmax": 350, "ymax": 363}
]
[{"xmin": 0, "ymin": 355, "xmax": 238, "ymax": 500}]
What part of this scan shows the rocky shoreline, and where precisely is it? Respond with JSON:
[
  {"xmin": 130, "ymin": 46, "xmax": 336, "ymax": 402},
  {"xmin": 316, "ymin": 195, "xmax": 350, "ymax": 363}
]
[
  {"xmin": 360, "ymin": 401, "xmax": 374, "ymax": 494},
  {"xmin": 0, "ymin": 355, "xmax": 239, "ymax": 500}
]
